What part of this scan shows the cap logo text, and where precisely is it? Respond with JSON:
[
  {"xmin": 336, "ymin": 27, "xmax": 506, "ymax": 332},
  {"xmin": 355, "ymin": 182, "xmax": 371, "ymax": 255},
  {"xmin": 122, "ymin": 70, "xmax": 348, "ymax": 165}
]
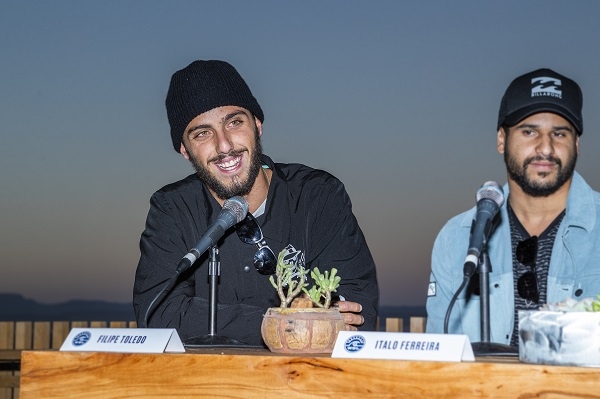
[{"xmin": 531, "ymin": 77, "xmax": 562, "ymax": 99}]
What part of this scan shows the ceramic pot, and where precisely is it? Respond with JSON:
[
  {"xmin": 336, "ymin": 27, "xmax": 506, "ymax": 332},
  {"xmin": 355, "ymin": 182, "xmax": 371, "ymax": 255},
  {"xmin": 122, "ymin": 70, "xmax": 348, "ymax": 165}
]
[{"xmin": 261, "ymin": 307, "xmax": 346, "ymax": 354}]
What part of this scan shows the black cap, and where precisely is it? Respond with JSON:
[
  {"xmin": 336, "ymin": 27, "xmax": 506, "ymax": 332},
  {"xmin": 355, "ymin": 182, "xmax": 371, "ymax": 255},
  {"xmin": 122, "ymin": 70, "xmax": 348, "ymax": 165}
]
[
  {"xmin": 166, "ymin": 60, "xmax": 264, "ymax": 152},
  {"xmin": 497, "ymin": 68, "xmax": 583, "ymax": 135}
]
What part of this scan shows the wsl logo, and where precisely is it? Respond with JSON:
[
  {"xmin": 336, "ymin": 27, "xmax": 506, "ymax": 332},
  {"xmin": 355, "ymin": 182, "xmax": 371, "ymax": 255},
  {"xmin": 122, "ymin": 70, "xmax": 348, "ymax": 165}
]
[
  {"xmin": 531, "ymin": 76, "xmax": 562, "ymax": 99},
  {"xmin": 72, "ymin": 331, "xmax": 92, "ymax": 346},
  {"xmin": 344, "ymin": 335, "xmax": 366, "ymax": 353}
]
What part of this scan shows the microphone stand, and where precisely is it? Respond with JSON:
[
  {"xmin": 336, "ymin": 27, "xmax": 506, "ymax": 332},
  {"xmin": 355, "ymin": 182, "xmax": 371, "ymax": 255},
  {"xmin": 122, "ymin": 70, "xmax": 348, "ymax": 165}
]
[
  {"xmin": 470, "ymin": 249, "xmax": 518, "ymax": 357},
  {"xmin": 184, "ymin": 246, "xmax": 258, "ymax": 348}
]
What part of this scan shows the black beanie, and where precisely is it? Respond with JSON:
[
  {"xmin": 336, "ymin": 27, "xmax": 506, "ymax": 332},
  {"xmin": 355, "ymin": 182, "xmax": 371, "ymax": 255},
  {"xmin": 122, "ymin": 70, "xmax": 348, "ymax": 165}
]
[{"xmin": 165, "ymin": 60, "xmax": 264, "ymax": 152}]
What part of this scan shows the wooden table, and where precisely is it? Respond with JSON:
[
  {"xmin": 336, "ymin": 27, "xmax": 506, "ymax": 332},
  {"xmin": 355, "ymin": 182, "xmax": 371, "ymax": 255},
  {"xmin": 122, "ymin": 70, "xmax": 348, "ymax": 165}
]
[{"xmin": 19, "ymin": 348, "xmax": 600, "ymax": 398}]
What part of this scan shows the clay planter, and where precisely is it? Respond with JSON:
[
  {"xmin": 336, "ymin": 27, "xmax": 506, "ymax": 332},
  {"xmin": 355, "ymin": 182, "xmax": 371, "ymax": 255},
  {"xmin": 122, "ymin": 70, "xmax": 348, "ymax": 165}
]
[{"xmin": 261, "ymin": 307, "xmax": 346, "ymax": 354}]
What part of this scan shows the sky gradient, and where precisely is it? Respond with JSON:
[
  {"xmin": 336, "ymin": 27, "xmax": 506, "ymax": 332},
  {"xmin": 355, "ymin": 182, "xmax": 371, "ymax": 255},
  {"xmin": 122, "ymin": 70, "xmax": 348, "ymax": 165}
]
[{"xmin": 2, "ymin": 1, "xmax": 600, "ymax": 308}]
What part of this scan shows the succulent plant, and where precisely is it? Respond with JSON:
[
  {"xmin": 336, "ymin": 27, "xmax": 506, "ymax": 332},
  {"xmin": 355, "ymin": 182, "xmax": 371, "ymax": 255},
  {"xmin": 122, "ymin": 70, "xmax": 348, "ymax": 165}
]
[
  {"xmin": 269, "ymin": 249, "xmax": 341, "ymax": 308},
  {"xmin": 590, "ymin": 294, "xmax": 600, "ymax": 312},
  {"xmin": 542, "ymin": 294, "xmax": 600, "ymax": 312},
  {"xmin": 303, "ymin": 268, "xmax": 341, "ymax": 308}
]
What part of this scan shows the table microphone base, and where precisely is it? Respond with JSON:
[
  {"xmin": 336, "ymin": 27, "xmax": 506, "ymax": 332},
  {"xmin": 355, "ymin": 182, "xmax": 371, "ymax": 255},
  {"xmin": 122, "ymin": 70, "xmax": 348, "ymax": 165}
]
[
  {"xmin": 183, "ymin": 334, "xmax": 265, "ymax": 349},
  {"xmin": 471, "ymin": 341, "xmax": 519, "ymax": 357}
]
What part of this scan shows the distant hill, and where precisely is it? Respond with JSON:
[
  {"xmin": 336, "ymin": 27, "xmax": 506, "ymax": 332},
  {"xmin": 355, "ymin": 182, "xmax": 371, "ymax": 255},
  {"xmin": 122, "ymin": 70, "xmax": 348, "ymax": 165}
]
[
  {"xmin": 0, "ymin": 293, "xmax": 135, "ymax": 321},
  {"xmin": 0, "ymin": 293, "xmax": 425, "ymax": 329}
]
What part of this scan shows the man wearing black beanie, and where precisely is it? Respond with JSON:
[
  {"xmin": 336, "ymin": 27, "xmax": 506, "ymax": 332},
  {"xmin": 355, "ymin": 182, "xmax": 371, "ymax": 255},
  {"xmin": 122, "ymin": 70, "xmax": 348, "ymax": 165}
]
[{"xmin": 133, "ymin": 60, "xmax": 379, "ymax": 347}]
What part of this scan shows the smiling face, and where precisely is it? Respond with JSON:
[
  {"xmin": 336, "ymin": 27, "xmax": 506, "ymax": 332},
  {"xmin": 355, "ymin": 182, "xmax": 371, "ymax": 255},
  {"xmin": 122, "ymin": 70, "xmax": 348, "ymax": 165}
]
[
  {"xmin": 180, "ymin": 105, "xmax": 264, "ymax": 200},
  {"xmin": 498, "ymin": 112, "xmax": 579, "ymax": 197}
]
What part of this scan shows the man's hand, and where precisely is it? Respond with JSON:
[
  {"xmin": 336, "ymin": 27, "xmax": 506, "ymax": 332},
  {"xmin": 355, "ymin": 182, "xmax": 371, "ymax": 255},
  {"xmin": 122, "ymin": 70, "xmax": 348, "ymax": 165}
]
[{"xmin": 333, "ymin": 300, "xmax": 364, "ymax": 331}]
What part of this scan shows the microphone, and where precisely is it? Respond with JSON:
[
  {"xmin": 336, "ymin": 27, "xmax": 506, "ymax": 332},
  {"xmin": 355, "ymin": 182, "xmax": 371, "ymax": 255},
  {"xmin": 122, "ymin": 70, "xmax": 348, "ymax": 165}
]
[
  {"xmin": 142, "ymin": 196, "xmax": 248, "ymax": 328},
  {"xmin": 176, "ymin": 196, "xmax": 249, "ymax": 274},
  {"xmin": 463, "ymin": 181, "xmax": 504, "ymax": 278}
]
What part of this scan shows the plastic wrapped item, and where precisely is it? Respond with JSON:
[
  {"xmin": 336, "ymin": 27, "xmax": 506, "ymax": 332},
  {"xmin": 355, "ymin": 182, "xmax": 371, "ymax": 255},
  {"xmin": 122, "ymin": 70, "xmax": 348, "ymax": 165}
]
[{"xmin": 519, "ymin": 309, "xmax": 600, "ymax": 367}]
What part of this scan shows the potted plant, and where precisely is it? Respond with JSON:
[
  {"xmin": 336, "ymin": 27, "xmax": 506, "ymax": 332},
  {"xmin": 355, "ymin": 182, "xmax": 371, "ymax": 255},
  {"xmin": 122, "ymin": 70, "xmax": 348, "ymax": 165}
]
[{"xmin": 260, "ymin": 249, "xmax": 347, "ymax": 354}]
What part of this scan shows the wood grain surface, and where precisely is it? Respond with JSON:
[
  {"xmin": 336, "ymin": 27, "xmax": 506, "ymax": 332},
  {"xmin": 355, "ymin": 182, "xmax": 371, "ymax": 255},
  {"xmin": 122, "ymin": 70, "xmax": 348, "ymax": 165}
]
[{"xmin": 19, "ymin": 349, "xmax": 600, "ymax": 398}]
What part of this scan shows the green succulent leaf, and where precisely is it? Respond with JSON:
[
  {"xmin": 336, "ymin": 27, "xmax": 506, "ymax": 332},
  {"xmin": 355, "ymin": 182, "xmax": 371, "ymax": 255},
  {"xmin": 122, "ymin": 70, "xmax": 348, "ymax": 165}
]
[{"xmin": 592, "ymin": 294, "xmax": 600, "ymax": 312}]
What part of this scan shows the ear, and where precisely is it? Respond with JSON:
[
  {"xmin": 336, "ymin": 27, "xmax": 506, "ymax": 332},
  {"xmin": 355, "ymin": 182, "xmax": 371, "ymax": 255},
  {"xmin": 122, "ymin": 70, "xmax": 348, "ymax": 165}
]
[
  {"xmin": 497, "ymin": 128, "xmax": 506, "ymax": 154},
  {"xmin": 255, "ymin": 117, "xmax": 263, "ymax": 138},
  {"xmin": 576, "ymin": 134, "xmax": 580, "ymax": 155},
  {"xmin": 180, "ymin": 142, "xmax": 190, "ymax": 161}
]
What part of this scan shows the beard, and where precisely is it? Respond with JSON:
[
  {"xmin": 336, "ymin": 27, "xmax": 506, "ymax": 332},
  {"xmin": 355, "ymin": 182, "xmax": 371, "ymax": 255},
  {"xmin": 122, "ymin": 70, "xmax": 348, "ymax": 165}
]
[
  {"xmin": 186, "ymin": 130, "xmax": 264, "ymax": 200},
  {"xmin": 504, "ymin": 148, "xmax": 577, "ymax": 197}
]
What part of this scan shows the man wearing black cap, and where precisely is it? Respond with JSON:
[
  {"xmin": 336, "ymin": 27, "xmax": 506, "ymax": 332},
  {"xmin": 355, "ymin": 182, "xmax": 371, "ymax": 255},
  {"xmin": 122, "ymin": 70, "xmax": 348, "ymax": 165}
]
[
  {"xmin": 426, "ymin": 68, "xmax": 600, "ymax": 347},
  {"xmin": 133, "ymin": 60, "xmax": 379, "ymax": 347}
]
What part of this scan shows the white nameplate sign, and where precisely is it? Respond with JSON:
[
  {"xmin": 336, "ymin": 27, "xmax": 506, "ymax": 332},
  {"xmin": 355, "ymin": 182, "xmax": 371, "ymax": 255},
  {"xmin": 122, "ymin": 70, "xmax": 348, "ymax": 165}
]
[
  {"xmin": 332, "ymin": 331, "xmax": 474, "ymax": 362},
  {"xmin": 59, "ymin": 328, "xmax": 185, "ymax": 353}
]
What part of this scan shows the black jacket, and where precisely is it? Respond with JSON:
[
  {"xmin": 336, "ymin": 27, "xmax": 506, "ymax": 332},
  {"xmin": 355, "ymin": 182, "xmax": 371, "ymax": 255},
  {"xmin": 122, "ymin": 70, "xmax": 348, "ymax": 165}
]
[{"xmin": 133, "ymin": 155, "xmax": 379, "ymax": 346}]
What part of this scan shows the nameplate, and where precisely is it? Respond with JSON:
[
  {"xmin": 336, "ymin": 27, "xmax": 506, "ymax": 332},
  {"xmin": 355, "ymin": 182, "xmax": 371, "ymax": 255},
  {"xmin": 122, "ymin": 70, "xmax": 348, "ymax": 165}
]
[
  {"xmin": 332, "ymin": 331, "xmax": 474, "ymax": 362},
  {"xmin": 59, "ymin": 328, "xmax": 185, "ymax": 353}
]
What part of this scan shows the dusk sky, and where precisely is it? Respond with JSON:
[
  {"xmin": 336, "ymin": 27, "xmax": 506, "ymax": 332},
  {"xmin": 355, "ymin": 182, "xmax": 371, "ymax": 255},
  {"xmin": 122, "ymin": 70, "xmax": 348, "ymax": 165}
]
[{"xmin": 2, "ymin": 1, "xmax": 600, "ymax": 308}]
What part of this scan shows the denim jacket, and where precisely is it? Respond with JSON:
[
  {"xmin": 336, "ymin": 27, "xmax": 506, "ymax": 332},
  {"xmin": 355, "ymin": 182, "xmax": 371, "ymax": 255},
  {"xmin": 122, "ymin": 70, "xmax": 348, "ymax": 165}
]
[{"xmin": 426, "ymin": 172, "xmax": 600, "ymax": 344}]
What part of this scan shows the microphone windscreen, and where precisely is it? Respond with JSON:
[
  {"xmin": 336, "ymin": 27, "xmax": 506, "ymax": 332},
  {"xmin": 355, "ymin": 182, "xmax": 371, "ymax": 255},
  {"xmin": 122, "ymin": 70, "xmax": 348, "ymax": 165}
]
[
  {"xmin": 476, "ymin": 181, "xmax": 505, "ymax": 207},
  {"xmin": 223, "ymin": 196, "xmax": 249, "ymax": 223}
]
